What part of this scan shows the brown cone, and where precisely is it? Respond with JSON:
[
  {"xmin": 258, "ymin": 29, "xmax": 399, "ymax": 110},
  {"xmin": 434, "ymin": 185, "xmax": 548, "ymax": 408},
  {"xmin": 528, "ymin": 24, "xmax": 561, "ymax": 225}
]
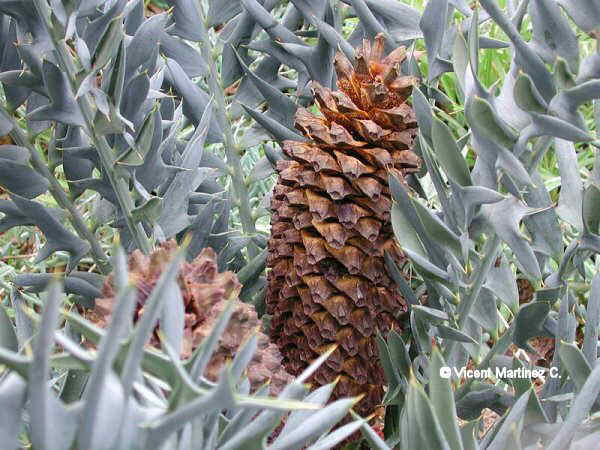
[
  {"xmin": 88, "ymin": 241, "xmax": 293, "ymax": 394},
  {"xmin": 266, "ymin": 34, "xmax": 421, "ymax": 416}
]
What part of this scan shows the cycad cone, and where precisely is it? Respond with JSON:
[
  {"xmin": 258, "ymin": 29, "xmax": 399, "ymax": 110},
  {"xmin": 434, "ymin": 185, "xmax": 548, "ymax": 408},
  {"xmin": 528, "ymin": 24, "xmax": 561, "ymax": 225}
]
[{"xmin": 266, "ymin": 34, "xmax": 421, "ymax": 416}]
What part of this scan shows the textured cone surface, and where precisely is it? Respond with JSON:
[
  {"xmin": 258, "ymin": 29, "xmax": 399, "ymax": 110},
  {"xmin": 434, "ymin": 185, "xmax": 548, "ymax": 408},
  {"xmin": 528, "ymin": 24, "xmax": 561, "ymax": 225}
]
[
  {"xmin": 89, "ymin": 241, "xmax": 293, "ymax": 394},
  {"xmin": 266, "ymin": 34, "xmax": 421, "ymax": 416}
]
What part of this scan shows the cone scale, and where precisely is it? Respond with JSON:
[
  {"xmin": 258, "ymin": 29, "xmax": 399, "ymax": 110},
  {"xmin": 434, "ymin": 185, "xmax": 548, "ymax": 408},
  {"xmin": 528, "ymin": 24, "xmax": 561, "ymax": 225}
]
[{"xmin": 266, "ymin": 34, "xmax": 421, "ymax": 415}]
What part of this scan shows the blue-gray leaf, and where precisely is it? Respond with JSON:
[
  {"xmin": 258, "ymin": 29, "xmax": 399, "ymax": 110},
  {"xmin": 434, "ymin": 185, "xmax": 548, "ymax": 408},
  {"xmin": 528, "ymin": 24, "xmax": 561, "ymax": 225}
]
[
  {"xmin": 481, "ymin": 197, "xmax": 543, "ymax": 280},
  {"xmin": 10, "ymin": 194, "xmax": 90, "ymax": 271},
  {"xmin": 28, "ymin": 61, "xmax": 85, "ymax": 127},
  {"xmin": 0, "ymin": 145, "xmax": 49, "ymax": 198}
]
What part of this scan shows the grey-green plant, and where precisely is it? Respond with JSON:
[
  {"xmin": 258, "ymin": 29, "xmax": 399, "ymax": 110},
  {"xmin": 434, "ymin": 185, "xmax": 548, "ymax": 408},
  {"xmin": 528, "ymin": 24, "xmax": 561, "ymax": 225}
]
[
  {"xmin": 2, "ymin": 0, "xmax": 600, "ymax": 449},
  {"xmin": 378, "ymin": 0, "xmax": 600, "ymax": 448},
  {"xmin": 0, "ymin": 2, "xmax": 431, "ymax": 449},
  {"xmin": 0, "ymin": 246, "xmax": 368, "ymax": 450},
  {"xmin": 0, "ymin": 0, "xmax": 431, "ymax": 305}
]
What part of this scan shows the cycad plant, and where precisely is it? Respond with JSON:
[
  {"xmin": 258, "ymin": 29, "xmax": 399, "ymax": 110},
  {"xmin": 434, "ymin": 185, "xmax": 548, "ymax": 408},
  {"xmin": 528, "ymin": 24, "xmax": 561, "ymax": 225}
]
[
  {"xmin": 2, "ymin": 0, "xmax": 600, "ymax": 449},
  {"xmin": 0, "ymin": 0, "xmax": 428, "ymax": 300},
  {"xmin": 0, "ymin": 245, "xmax": 369, "ymax": 450},
  {"xmin": 0, "ymin": 1, "xmax": 429, "ymax": 448},
  {"xmin": 374, "ymin": 0, "xmax": 600, "ymax": 448}
]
